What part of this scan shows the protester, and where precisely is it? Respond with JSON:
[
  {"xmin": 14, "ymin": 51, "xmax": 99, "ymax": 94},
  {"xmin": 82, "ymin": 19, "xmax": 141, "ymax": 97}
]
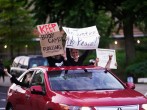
[
  {"xmin": 36, "ymin": 27, "xmax": 68, "ymax": 67},
  {"xmin": 0, "ymin": 59, "xmax": 5, "ymax": 81},
  {"xmin": 4, "ymin": 69, "xmax": 32, "ymax": 87},
  {"xmin": 46, "ymin": 53, "xmax": 67, "ymax": 67},
  {"xmin": 65, "ymin": 48, "xmax": 90, "ymax": 66}
]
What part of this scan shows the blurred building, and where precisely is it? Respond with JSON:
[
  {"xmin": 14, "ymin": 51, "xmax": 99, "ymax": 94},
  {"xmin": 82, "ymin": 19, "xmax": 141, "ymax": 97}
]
[{"xmin": 109, "ymin": 26, "xmax": 147, "ymax": 50}]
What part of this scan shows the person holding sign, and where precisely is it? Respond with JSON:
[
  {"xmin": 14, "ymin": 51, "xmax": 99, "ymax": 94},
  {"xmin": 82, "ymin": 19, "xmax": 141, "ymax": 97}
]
[
  {"xmin": 62, "ymin": 26, "xmax": 100, "ymax": 66},
  {"xmin": 36, "ymin": 23, "xmax": 68, "ymax": 67},
  {"xmin": 65, "ymin": 48, "xmax": 89, "ymax": 66},
  {"xmin": 46, "ymin": 53, "xmax": 67, "ymax": 67}
]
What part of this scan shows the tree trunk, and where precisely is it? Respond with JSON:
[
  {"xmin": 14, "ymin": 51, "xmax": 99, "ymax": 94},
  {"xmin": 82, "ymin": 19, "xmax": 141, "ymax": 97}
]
[
  {"xmin": 10, "ymin": 44, "xmax": 14, "ymax": 60},
  {"xmin": 123, "ymin": 17, "xmax": 135, "ymax": 65}
]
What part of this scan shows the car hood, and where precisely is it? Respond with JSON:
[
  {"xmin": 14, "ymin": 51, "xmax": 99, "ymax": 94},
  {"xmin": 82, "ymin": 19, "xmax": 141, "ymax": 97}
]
[{"xmin": 52, "ymin": 89, "xmax": 147, "ymax": 106}]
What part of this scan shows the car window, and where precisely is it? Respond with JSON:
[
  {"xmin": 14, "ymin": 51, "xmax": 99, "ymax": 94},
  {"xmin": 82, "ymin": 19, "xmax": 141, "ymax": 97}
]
[
  {"xmin": 20, "ymin": 71, "xmax": 34, "ymax": 84},
  {"xmin": 29, "ymin": 58, "xmax": 48, "ymax": 68},
  {"xmin": 18, "ymin": 57, "xmax": 25, "ymax": 67},
  {"xmin": 48, "ymin": 69, "xmax": 124, "ymax": 91},
  {"xmin": 23, "ymin": 57, "xmax": 29, "ymax": 68},
  {"xmin": 12, "ymin": 57, "xmax": 22, "ymax": 67},
  {"xmin": 31, "ymin": 70, "xmax": 44, "ymax": 85},
  {"xmin": 31, "ymin": 70, "xmax": 46, "ymax": 92}
]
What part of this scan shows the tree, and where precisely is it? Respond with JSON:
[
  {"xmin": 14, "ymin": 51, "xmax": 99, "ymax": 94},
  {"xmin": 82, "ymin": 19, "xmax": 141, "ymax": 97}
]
[
  {"xmin": 25, "ymin": 0, "xmax": 147, "ymax": 65},
  {"xmin": 26, "ymin": 0, "xmax": 112, "ymax": 47},
  {"xmin": 92, "ymin": 0, "xmax": 147, "ymax": 65},
  {"xmin": 0, "ymin": 0, "xmax": 34, "ymax": 59},
  {"xmin": 25, "ymin": 0, "xmax": 54, "ymax": 24}
]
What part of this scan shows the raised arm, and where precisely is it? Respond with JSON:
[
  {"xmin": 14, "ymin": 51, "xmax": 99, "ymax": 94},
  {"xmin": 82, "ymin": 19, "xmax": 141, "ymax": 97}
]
[
  {"xmin": 105, "ymin": 55, "xmax": 113, "ymax": 70},
  {"xmin": 4, "ymin": 69, "xmax": 29, "ymax": 87}
]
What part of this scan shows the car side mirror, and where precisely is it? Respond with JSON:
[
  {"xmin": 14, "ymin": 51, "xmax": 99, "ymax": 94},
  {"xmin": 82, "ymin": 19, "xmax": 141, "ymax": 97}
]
[
  {"xmin": 30, "ymin": 85, "xmax": 45, "ymax": 95},
  {"xmin": 126, "ymin": 82, "xmax": 135, "ymax": 89}
]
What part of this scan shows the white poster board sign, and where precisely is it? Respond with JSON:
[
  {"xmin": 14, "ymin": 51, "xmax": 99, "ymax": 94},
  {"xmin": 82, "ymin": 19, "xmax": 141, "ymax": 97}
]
[
  {"xmin": 96, "ymin": 48, "xmax": 117, "ymax": 69},
  {"xmin": 37, "ymin": 23, "xmax": 59, "ymax": 35},
  {"xmin": 63, "ymin": 26, "xmax": 100, "ymax": 49},
  {"xmin": 37, "ymin": 23, "xmax": 64, "ymax": 57}
]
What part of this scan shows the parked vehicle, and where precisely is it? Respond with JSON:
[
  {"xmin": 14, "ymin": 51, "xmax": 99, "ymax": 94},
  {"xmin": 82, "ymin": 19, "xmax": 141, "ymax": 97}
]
[
  {"xmin": 6, "ymin": 66, "xmax": 147, "ymax": 110},
  {"xmin": 10, "ymin": 55, "xmax": 48, "ymax": 77}
]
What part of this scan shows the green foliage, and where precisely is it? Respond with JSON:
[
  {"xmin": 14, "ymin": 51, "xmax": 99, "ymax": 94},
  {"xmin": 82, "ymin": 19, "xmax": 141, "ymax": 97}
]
[
  {"xmin": 0, "ymin": 0, "xmax": 35, "ymax": 58},
  {"xmin": 116, "ymin": 50, "xmax": 126, "ymax": 68},
  {"xmin": 125, "ymin": 61, "xmax": 147, "ymax": 78},
  {"xmin": 3, "ymin": 59, "xmax": 13, "ymax": 72},
  {"xmin": 25, "ymin": 0, "xmax": 53, "ymax": 24},
  {"xmin": 111, "ymin": 48, "xmax": 147, "ymax": 81},
  {"xmin": 0, "ymin": 0, "xmax": 34, "ymax": 38}
]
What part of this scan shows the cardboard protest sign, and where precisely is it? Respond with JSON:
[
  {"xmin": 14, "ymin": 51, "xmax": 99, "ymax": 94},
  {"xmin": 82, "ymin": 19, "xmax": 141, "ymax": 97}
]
[
  {"xmin": 39, "ymin": 31, "xmax": 64, "ymax": 57},
  {"xmin": 37, "ymin": 23, "xmax": 59, "ymax": 35},
  {"xmin": 96, "ymin": 48, "xmax": 117, "ymax": 69},
  {"xmin": 37, "ymin": 23, "xmax": 64, "ymax": 57},
  {"xmin": 63, "ymin": 26, "xmax": 100, "ymax": 49}
]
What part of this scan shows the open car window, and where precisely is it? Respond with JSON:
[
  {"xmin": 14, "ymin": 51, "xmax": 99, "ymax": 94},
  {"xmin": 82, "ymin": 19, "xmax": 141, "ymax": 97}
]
[{"xmin": 48, "ymin": 69, "xmax": 124, "ymax": 91}]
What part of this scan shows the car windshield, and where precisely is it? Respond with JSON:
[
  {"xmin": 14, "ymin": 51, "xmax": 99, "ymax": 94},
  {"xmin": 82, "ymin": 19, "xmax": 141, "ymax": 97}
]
[{"xmin": 48, "ymin": 69, "xmax": 124, "ymax": 91}]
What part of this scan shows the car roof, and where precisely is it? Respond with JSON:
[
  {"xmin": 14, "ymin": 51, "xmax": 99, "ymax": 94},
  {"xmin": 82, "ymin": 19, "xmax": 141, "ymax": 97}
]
[
  {"xmin": 14, "ymin": 55, "xmax": 45, "ymax": 59},
  {"xmin": 37, "ymin": 66, "xmax": 105, "ymax": 72},
  {"xmin": 28, "ymin": 55, "xmax": 45, "ymax": 58}
]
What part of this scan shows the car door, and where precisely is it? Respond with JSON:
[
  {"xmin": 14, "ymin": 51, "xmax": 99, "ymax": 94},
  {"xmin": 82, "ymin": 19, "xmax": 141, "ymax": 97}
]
[
  {"xmin": 14, "ymin": 70, "xmax": 35, "ymax": 110},
  {"xmin": 28, "ymin": 70, "xmax": 48, "ymax": 110}
]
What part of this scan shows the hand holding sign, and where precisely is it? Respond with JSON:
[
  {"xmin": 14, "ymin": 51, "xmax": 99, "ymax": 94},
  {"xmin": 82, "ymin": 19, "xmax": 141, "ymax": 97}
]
[
  {"xmin": 96, "ymin": 48, "xmax": 117, "ymax": 69},
  {"xmin": 37, "ymin": 23, "xmax": 59, "ymax": 35},
  {"xmin": 37, "ymin": 23, "xmax": 64, "ymax": 57},
  {"xmin": 63, "ymin": 26, "xmax": 100, "ymax": 50}
]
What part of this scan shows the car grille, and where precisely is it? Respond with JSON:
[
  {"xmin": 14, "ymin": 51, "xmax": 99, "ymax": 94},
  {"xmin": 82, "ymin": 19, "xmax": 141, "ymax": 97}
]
[{"xmin": 94, "ymin": 105, "xmax": 139, "ymax": 110}]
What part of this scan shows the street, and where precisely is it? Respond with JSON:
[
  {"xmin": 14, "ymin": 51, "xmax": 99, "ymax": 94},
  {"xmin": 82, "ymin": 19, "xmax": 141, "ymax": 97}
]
[
  {"xmin": 0, "ymin": 83, "xmax": 147, "ymax": 110},
  {"xmin": 0, "ymin": 86, "xmax": 8, "ymax": 110}
]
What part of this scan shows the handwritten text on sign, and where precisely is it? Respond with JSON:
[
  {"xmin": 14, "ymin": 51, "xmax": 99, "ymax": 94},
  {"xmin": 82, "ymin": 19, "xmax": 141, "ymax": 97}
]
[
  {"xmin": 39, "ymin": 31, "xmax": 64, "ymax": 57},
  {"xmin": 63, "ymin": 26, "xmax": 100, "ymax": 49},
  {"xmin": 96, "ymin": 48, "xmax": 117, "ymax": 69},
  {"xmin": 37, "ymin": 23, "xmax": 59, "ymax": 35}
]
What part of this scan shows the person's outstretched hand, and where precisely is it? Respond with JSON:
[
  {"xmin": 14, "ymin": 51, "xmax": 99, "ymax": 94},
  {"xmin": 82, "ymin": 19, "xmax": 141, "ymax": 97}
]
[
  {"xmin": 4, "ymin": 68, "xmax": 12, "ymax": 77},
  {"xmin": 94, "ymin": 58, "xmax": 99, "ymax": 66},
  {"xmin": 109, "ymin": 55, "xmax": 113, "ymax": 60}
]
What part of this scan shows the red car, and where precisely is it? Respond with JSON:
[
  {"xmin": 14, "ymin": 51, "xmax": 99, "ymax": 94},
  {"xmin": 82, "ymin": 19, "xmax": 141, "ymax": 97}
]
[{"xmin": 6, "ymin": 66, "xmax": 147, "ymax": 110}]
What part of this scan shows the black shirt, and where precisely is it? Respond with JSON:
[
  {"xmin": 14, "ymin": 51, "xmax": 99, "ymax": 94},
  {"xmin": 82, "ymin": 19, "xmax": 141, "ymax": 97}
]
[
  {"xmin": 47, "ymin": 56, "xmax": 66, "ymax": 67},
  {"xmin": 0, "ymin": 62, "xmax": 5, "ymax": 81},
  {"xmin": 10, "ymin": 75, "xmax": 29, "ymax": 87},
  {"xmin": 66, "ymin": 48, "xmax": 89, "ymax": 66}
]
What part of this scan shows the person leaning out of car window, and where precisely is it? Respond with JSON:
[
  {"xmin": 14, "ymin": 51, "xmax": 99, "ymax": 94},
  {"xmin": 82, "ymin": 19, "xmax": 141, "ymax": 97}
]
[{"xmin": 4, "ymin": 69, "xmax": 32, "ymax": 87}]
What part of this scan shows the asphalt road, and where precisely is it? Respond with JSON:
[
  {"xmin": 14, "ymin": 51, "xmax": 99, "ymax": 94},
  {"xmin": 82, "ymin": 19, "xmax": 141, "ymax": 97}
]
[
  {"xmin": 135, "ymin": 83, "xmax": 147, "ymax": 95},
  {"xmin": 0, "ymin": 86, "xmax": 8, "ymax": 110}
]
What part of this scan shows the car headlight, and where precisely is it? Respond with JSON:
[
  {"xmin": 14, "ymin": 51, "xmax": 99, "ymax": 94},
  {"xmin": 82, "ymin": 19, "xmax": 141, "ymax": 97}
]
[
  {"xmin": 142, "ymin": 104, "xmax": 147, "ymax": 110},
  {"xmin": 59, "ymin": 104, "xmax": 92, "ymax": 110}
]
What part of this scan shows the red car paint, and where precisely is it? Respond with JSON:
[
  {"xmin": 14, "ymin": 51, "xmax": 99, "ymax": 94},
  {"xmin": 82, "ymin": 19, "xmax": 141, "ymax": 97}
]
[{"xmin": 6, "ymin": 66, "xmax": 147, "ymax": 110}]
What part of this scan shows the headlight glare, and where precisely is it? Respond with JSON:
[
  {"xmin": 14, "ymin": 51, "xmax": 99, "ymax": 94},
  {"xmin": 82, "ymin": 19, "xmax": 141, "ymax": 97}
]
[
  {"xmin": 80, "ymin": 107, "xmax": 92, "ymax": 110},
  {"xmin": 59, "ymin": 104, "xmax": 92, "ymax": 110},
  {"xmin": 142, "ymin": 104, "xmax": 147, "ymax": 110},
  {"xmin": 59, "ymin": 104, "xmax": 69, "ymax": 110}
]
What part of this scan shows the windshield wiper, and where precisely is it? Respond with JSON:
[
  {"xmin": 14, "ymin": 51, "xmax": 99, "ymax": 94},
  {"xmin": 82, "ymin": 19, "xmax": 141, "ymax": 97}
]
[{"xmin": 93, "ymin": 88, "xmax": 120, "ymax": 90}]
